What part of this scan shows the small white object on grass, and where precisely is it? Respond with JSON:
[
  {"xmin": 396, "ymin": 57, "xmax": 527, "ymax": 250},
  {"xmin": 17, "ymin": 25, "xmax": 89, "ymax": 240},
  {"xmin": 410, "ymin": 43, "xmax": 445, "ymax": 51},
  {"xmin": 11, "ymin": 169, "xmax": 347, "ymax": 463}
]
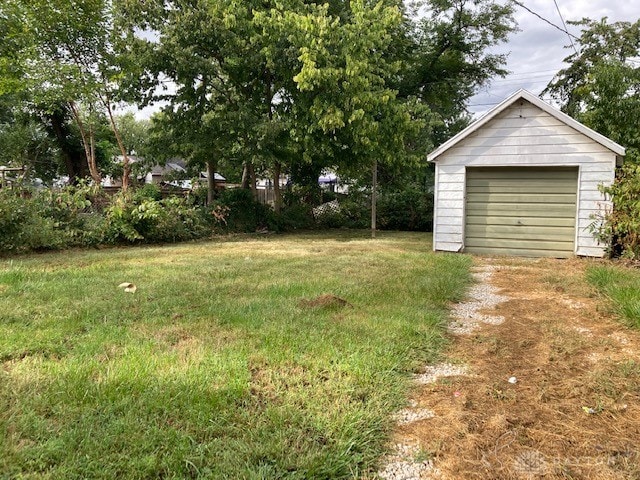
[
  {"xmin": 118, "ymin": 282, "xmax": 137, "ymax": 293},
  {"xmin": 508, "ymin": 376, "xmax": 517, "ymax": 384}
]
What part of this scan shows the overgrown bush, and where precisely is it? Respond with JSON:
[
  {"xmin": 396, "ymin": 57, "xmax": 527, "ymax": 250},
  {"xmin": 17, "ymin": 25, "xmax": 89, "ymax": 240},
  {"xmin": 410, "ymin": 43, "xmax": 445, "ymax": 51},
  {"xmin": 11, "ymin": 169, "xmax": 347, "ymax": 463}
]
[
  {"xmin": 38, "ymin": 181, "xmax": 107, "ymax": 245},
  {"xmin": 0, "ymin": 184, "xmax": 214, "ymax": 254},
  {"xmin": 274, "ymin": 204, "xmax": 314, "ymax": 230},
  {"xmin": 314, "ymin": 186, "xmax": 434, "ymax": 231},
  {"xmin": 103, "ymin": 191, "xmax": 211, "ymax": 244},
  {"xmin": 0, "ymin": 179, "xmax": 434, "ymax": 256},
  {"xmin": 0, "ymin": 190, "xmax": 64, "ymax": 252},
  {"xmin": 595, "ymin": 162, "xmax": 640, "ymax": 258},
  {"xmin": 211, "ymin": 188, "xmax": 275, "ymax": 232},
  {"xmin": 377, "ymin": 186, "xmax": 433, "ymax": 231}
]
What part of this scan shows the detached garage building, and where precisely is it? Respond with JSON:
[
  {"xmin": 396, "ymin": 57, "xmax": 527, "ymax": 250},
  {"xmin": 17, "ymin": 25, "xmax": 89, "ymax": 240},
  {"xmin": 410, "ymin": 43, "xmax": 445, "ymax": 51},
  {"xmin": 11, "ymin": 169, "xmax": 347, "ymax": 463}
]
[{"xmin": 428, "ymin": 89, "xmax": 625, "ymax": 258}]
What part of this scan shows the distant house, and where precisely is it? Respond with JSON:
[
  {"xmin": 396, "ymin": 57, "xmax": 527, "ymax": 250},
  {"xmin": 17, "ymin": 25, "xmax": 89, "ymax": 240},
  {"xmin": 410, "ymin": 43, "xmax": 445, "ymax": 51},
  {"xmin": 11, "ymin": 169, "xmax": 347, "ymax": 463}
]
[
  {"xmin": 144, "ymin": 159, "xmax": 226, "ymax": 190},
  {"xmin": 428, "ymin": 89, "xmax": 625, "ymax": 258},
  {"xmin": 318, "ymin": 172, "xmax": 349, "ymax": 194},
  {"xmin": 105, "ymin": 156, "xmax": 225, "ymax": 190},
  {"xmin": 144, "ymin": 161, "xmax": 187, "ymax": 185}
]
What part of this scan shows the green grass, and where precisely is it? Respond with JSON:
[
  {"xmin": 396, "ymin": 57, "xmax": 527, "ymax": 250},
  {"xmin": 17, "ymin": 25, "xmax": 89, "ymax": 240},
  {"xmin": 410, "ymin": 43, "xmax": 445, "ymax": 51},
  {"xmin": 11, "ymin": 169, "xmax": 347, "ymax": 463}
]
[
  {"xmin": 587, "ymin": 264, "xmax": 640, "ymax": 329},
  {"xmin": 0, "ymin": 231, "xmax": 471, "ymax": 479}
]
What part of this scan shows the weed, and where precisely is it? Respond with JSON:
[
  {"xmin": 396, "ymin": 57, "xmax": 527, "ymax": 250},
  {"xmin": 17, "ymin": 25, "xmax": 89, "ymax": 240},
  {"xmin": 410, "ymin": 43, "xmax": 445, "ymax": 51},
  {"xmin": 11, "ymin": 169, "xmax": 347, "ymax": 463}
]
[{"xmin": 587, "ymin": 265, "xmax": 640, "ymax": 329}]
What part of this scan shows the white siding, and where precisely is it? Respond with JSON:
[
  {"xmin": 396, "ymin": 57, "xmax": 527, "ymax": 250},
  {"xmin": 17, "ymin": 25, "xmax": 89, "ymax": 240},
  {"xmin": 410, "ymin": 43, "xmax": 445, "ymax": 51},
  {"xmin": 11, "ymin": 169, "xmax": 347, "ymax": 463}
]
[
  {"xmin": 433, "ymin": 99, "xmax": 617, "ymax": 257},
  {"xmin": 433, "ymin": 164, "xmax": 465, "ymax": 251}
]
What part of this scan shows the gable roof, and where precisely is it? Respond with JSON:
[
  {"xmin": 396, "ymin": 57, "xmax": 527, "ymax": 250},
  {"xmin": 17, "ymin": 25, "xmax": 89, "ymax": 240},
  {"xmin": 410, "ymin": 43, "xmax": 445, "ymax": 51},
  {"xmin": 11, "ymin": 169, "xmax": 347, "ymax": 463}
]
[{"xmin": 428, "ymin": 89, "xmax": 626, "ymax": 161}]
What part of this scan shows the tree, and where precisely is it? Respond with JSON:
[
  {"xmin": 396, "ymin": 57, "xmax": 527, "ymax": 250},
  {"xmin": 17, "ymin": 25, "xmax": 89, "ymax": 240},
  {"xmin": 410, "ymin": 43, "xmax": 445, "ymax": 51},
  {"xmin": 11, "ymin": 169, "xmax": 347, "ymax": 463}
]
[
  {"xmin": 0, "ymin": 117, "xmax": 58, "ymax": 183},
  {"xmin": 399, "ymin": 0, "xmax": 516, "ymax": 143},
  {"xmin": 114, "ymin": 113, "xmax": 150, "ymax": 157},
  {"xmin": 120, "ymin": 0, "xmax": 515, "ymax": 215},
  {"xmin": 257, "ymin": 0, "xmax": 434, "ymax": 227},
  {"xmin": 545, "ymin": 18, "xmax": 640, "ymax": 161},
  {"xmin": 0, "ymin": 0, "xmax": 135, "ymax": 189},
  {"xmin": 545, "ymin": 18, "xmax": 640, "ymax": 257},
  {"xmin": 117, "ymin": 0, "xmax": 265, "ymax": 203}
]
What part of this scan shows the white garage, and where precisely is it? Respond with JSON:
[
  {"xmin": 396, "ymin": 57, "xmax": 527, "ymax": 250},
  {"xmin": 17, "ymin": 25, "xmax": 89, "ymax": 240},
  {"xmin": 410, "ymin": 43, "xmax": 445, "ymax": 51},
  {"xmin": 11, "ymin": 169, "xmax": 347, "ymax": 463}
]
[{"xmin": 428, "ymin": 89, "xmax": 626, "ymax": 258}]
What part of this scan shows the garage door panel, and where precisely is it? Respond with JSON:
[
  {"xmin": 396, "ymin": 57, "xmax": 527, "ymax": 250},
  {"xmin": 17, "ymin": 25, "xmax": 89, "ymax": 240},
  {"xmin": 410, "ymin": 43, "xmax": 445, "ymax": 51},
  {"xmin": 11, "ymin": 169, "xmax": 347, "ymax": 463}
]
[
  {"xmin": 466, "ymin": 204, "xmax": 576, "ymax": 218},
  {"xmin": 466, "ymin": 184, "xmax": 578, "ymax": 194},
  {"xmin": 463, "ymin": 246, "xmax": 574, "ymax": 258},
  {"xmin": 466, "ymin": 215, "xmax": 575, "ymax": 228},
  {"xmin": 465, "ymin": 167, "xmax": 578, "ymax": 257},
  {"xmin": 466, "ymin": 193, "xmax": 577, "ymax": 204},
  {"xmin": 466, "ymin": 225, "xmax": 575, "ymax": 241},
  {"xmin": 465, "ymin": 237, "xmax": 574, "ymax": 251},
  {"xmin": 466, "ymin": 177, "xmax": 576, "ymax": 185}
]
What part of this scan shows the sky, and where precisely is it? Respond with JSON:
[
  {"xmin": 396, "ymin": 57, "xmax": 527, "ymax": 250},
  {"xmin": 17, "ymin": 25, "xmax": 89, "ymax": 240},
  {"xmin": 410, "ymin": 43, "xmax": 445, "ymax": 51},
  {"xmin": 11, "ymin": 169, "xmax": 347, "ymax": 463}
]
[{"xmin": 468, "ymin": 0, "xmax": 640, "ymax": 117}]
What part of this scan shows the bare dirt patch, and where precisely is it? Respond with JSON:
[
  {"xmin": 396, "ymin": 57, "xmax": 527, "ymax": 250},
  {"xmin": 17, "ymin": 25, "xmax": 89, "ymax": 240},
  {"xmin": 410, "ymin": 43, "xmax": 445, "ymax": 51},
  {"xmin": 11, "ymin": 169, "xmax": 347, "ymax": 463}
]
[
  {"xmin": 386, "ymin": 257, "xmax": 640, "ymax": 479},
  {"xmin": 298, "ymin": 294, "xmax": 351, "ymax": 309}
]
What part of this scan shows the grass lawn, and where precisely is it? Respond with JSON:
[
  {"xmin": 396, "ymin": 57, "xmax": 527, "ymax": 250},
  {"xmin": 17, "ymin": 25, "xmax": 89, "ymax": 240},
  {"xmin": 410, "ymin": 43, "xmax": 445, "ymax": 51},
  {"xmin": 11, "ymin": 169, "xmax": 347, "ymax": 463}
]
[
  {"xmin": 587, "ymin": 263, "xmax": 640, "ymax": 329},
  {"xmin": 0, "ymin": 231, "xmax": 471, "ymax": 479}
]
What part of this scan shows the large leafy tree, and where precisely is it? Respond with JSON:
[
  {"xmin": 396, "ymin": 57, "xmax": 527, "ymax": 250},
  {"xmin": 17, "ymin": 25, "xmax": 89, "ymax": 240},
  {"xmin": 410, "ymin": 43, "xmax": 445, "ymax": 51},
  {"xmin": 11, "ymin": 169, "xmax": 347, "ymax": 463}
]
[
  {"xmin": 2, "ymin": 0, "xmax": 515, "ymax": 202},
  {"xmin": 545, "ymin": 18, "xmax": 640, "ymax": 154},
  {"xmin": 118, "ymin": 0, "xmax": 273, "ymax": 203},
  {"xmin": 545, "ymin": 18, "xmax": 640, "ymax": 257},
  {"xmin": 0, "ymin": 0, "xmax": 135, "ymax": 188},
  {"xmin": 120, "ymin": 0, "xmax": 515, "ymax": 209}
]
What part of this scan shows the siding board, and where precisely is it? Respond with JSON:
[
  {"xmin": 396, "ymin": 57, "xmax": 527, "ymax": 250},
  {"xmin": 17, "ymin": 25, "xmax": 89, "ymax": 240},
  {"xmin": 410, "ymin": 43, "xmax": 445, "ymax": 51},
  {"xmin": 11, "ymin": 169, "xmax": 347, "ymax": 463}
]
[
  {"xmin": 467, "ymin": 216, "xmax": 575, "ymax": 228},
  {"xmin": 446, "ymin": 143, "xmax": 610, "ymax": 157},
  {"xmin": 460, "ymin": 133, "xmax": 599, "ymax": 147}
]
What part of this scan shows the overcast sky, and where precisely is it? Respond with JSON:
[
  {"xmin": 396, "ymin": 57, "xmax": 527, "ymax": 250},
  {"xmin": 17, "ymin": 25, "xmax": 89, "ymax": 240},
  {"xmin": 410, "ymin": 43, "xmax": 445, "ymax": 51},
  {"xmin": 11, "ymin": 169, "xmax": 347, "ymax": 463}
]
[{"xmin": 468, "ymin": 0, "xmax": 640, "ymax": 117}]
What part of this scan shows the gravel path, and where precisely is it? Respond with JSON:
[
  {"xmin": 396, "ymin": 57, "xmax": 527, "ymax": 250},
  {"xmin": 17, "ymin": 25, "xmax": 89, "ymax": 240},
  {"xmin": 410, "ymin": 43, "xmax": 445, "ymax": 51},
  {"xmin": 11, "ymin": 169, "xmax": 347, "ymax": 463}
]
[
  {"xmin": 377, "ymin": 443, "xmax": 441, "ymax": 480},
  {"xmin": 378, "ymin": 263, "xmax": 509, "ymax": 480},
  {"xmin": 448, "ymin": 266, "xmax": 507, "ymax": 335}
]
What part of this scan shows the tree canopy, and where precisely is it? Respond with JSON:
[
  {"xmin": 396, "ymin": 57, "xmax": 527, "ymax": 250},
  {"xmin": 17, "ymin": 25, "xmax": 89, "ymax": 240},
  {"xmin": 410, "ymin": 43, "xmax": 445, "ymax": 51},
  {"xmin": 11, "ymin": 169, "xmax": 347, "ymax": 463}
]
[
  {"xmin": 0, "ymin": 0, "xmax": 136, "ymax": 187},
  {"xmin": 1, "ymin": 0, "xmax": 516, "ymax": 204},
  {"xmin": 545, "ymin": 18, "xmax": 640, "ymax": 257},
  {"xmin": 116, "ymin": 0, "xmax": 514, "ymax": 205}
]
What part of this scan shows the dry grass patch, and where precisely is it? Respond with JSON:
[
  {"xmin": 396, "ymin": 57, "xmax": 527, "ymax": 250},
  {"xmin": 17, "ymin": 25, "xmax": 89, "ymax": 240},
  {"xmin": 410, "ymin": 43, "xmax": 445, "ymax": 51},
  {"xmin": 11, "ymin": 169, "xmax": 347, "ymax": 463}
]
[{"xmin": 392, "ymin": 257, "xmax": 640, "ymax": 479}]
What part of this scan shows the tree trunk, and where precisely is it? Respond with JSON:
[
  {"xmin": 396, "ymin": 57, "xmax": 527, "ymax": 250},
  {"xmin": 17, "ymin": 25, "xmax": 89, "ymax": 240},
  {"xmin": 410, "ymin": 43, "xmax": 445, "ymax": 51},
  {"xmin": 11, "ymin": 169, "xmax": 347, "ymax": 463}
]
[
  {"xmin": 241, "ymin": 161, "xmax": 257, "ymax": 198},
  {"xmin": 206, "ymin": 159, "xmax": 216, "ymax": 205},
  {"xmin": 68, "ymin": 101, "xmax": 101, "ymax": 185},
  {"xmin": 249, "ymin": 162, "xmax": 257, "ymax": 199},
  {"xmin": 371, "ymin": 159, "xmax": 377, "ymax": 239},
  {"xmin": 241, "ymin": 161, "xmax": 250, "ymax": 189},
  {"xmin": 46, "ymin": 109, "xmax": 87, "ymax": 182},
  {"xmin": 102, "ymin": 94, "xmax": 131, "ymax": 192},
  {"xmin": 273, "ymin": 161, "xmax": 282, "ymax": 213}
]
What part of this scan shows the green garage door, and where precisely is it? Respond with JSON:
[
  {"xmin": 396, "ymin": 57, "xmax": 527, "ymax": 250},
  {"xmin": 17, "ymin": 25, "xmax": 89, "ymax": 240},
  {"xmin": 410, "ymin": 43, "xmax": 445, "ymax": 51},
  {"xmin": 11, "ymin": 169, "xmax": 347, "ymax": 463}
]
[{"xmin": 465, "ymin": 167, "xmax": 578, "ymax": 257}]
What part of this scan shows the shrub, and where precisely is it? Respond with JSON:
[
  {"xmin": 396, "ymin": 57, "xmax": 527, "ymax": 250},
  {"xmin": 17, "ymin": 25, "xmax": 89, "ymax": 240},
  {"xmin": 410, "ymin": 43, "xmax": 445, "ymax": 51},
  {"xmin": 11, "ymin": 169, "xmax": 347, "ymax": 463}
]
[
  {"xmin": 377, "ymin": 186, "xmax": 433, "ymax": 232},
  {"xmin": 211, "ymin": 188, "xmax": 274, "ymax": 232},
  {"xmin": 276, "ymin": 204, "xmax": 315, "ymax": 230},
  {"xmin": 103, "ymin": 193, "xmax": 211, "ymax": 244},
  {"xmin": 594, "ymin": 162, "xmax": 640, "ymax": 258},
  {"xmin": 38, "ymin": 181, "xmax": 106, "ymax": 245},
  {"xmin": 133, "ymin": 183, "xmax": 163, "ymax": 202},
  {"xmin": 0, "ymin": 190, "xmax": 65, "ymax": 252},
  {"xmin": 309, "ymin": 186, "xmax": 434, "ymax": 232}
]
